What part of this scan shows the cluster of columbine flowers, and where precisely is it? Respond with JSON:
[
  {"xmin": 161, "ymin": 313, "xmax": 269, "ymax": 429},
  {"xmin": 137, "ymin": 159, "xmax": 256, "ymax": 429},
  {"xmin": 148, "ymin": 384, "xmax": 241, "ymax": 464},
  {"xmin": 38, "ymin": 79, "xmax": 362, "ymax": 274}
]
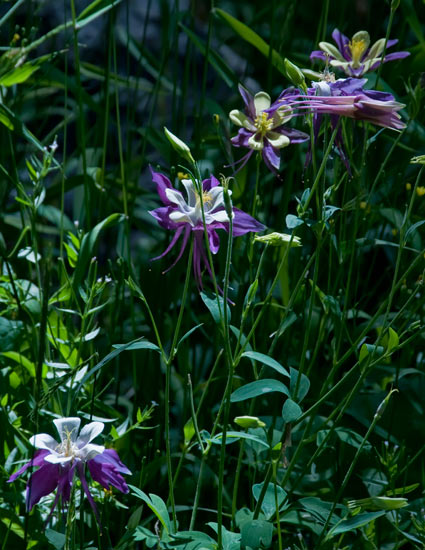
[
  {"xmin": 8, "ymin": 417, "xmax": 130, "ymax": 522},
  {"xmin": 147, "ymin": 28, "xmax": 408, "ymax": 283}
]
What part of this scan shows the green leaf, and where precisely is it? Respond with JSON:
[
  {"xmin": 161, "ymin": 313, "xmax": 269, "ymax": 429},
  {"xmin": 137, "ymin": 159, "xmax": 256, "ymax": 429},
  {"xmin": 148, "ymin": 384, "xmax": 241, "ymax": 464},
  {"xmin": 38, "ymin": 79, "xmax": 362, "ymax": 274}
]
[
  {"xmin": 289, "ymin": 367, "xmax": 310, "ymax": 401},
  {"xmin": 213, "ymin": 8, "xmax": 286, "ymax": 76},
  {"xmin": 240, "ymin": 519, "xmax": 273, "ymax": 549},
  {"xmin": 211, "ymin": 431, "xmax": 270, "ymax": 449},
  {"xmin": 76, "ymin": 0, "xmax": 124, "ymax": 29},
  {"xmin": 0, "ymin": 62, "xmax": 40, "ymax": 87},
  {"xmin": 129, "ymin": 486, "xmax": 172, "ymax": 535},
  {"xmin": 112, "ymin": 340, "xmax": 160, "ymax": 352},
  {"xmin": 0, "ymin": 317, "xmax": 24, "ymax": 351},
  {"xmin": 241, "ymin": 351, "xmax": 289, "ymax": 378},
  {"xmin": 1, "ymin": 352, "xmax": 36, "ymax": 377},
  {"xmin": 387, "ymin": 327, "xmax": 399, "ymax": 352},
  {"xmin": 327, "ymin": 511, "xmax": 385, "ymax": 537},
  {"xmin": 230, "ymin": 379, "xmax": 289, "ymax": 403},
  {"xmin": 282, "ymin": 398, "xmax": 302, "ymax": 422},
  {"xmin": 176, "ymin": 323, "xmax": 204, "ymax": 351},
  {"xmin": 359, "ymin": 343, "xmax": 385, "ymax": 364},
  {"xmin": 200, "ymin": 291, "xmax": 230, "ymax": 324},
  {"xmin": 45, "ymin": 529, "xmax": 66, "ymax": 550},
  {"xmin": 252, "ymin": 482, "xmax": 287, "ymax": 520}
]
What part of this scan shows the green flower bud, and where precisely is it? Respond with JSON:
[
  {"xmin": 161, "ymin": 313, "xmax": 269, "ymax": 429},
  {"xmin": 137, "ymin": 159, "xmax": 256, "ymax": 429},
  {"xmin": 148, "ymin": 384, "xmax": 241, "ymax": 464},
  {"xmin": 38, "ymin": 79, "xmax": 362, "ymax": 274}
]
[
  {"xmin": 254, "ymin": 232, "xmax": 302, "ymax": 248},
  {"xmin": 164, "ymin": 127, "xmax": 195, "ymax": 165},
  {"xmin": 234, "ymin": 416, "xmax": 266, "ymax": 429},
  {"xmin": 284, "ymin": 58, "xmax": 306, "ymax": 89}
]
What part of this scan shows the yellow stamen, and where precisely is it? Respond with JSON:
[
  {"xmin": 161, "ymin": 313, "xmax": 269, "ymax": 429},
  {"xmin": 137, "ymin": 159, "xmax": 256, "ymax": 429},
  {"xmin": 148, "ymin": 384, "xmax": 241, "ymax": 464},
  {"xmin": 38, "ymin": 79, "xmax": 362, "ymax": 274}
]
[
  {"xmin": 349, "ymin": 31, "xmax": 370, "ymax": 68},
  {"xmin": 254, "ymin": 112, "xmax": 273, "ymax": 136},
  {"xmin": 196, "ymin": 190, "xmax": 213, "ymax": 207}
]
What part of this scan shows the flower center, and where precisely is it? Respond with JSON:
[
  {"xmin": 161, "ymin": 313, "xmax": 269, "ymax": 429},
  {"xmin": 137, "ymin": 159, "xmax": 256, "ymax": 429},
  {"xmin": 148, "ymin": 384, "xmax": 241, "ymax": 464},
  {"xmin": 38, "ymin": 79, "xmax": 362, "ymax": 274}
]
[
  {"xmin": 254, "ymin": 112, "xmax": 273, "ymax": 136},
  {"xmin": 57, "ymin": 428, "xmax": 79, "ymax": 458},
  {"xmin": 349, "ymin": 37, "xmax": 368, "ymax": 66},
  {"xmin": 196, "ymin": 190, "xmax": 213, "ymax": 208}
]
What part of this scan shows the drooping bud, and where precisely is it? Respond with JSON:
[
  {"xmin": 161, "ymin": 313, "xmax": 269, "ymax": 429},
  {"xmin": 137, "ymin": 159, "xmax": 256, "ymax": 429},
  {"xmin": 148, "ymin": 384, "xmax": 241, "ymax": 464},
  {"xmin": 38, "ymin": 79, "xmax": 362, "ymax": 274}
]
[{"xmin": 284, "ymin": 58, "xmax": 306, "ymax": 90}]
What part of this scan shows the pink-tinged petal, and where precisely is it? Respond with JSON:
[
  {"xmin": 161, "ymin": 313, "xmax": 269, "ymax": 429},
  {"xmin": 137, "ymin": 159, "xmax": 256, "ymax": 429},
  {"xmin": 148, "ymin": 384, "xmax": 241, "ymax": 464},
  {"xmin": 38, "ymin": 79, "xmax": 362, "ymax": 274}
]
[
  {"xmin": 208, "ymin": 229, "xmax": 220, "ymax": 254},
  {"xmin": 29, "ymin": 433, "xmax": 59, "ymax": 451},
  {"xmin": 310, "ymin": 50, "xmax": 327, "ymax": 62},
  {"xmin": 8, "ymin": 450, "xmax": 50, "ymax": 482},
  {"xmin": 231, "ymin": 208, "xmax": 266, "ymax": 236},
  {"xmin": 26, "ymin": 463, "xmax": 60, "ymax": 511},
  {"xmin": 150, "ymin": 167, "xmax": 174, "ymax": 206},
  {"xmin": 151, "ymin": 226, "xmax": 185, "ymax": 262},
  {"xmin": 77, "ymin": 422, "xmax": 104, "ymax": 448},
  {"xmin": 331, "ymin": 28, "xmax": 350, "ymax": 60},
  {"xmin": 77, "ymin": 463, "xmax": 101, "ymax": 524},
  {"xmin": 53, "ymin": 417, "xmax": 81, "ymax": 442},
  {"xmin": 262, "ymin": 141, "xmax": 280, "ymax": 172},
  {"xmin": 149, "ymin": 206, "xmax": 181, "ymax": 230}
]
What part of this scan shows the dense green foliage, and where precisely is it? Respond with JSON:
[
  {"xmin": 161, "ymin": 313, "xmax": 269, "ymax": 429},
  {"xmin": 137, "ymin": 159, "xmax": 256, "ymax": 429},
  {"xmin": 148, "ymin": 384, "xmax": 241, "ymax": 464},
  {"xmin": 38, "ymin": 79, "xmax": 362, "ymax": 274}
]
[{"xmin": 0, "ymin": 1, "xmax": 425, "ymax": 549}]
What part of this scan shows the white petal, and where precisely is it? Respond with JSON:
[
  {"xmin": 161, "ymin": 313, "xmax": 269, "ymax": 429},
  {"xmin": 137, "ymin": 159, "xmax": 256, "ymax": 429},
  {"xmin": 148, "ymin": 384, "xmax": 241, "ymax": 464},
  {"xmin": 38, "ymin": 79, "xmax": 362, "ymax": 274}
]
[
  {"xmin": 53, "ymin": 417, "xmax": 81, "ymax": 442},
  {"xmin": 266, "ymin": 131, "xmax": 290, "ymax": 149},
  {"xmin": 76, "ymin": 421, "xmax": 104, "ymax": 448},
  {"xmin": 253, "ymin": 92, "xmax": 271, "ymax": 116},
  {"xmin": 44, "ymin": 454, "xmax": 74, "ymax": 465},
  {"xmin": 205, "ymin": 187, "xmax": 226, "ymax": 212},
  {"xmin": 181, "ymin": 179, "xmax": 197, "ymax": 207},
  {"xmin": 270, "ymin": 106, "xmax": 292, "ymax": 128},
  {"xmin": 29, "ymin": 433, "xmax": 59, "ymax": 451},
  {"xmin": 248, "ymin": 133, "xmax": 264, "ymax": 150},
  {"xmin": 229, "ymin": 109, "xmax": 256, "ymax": 131},
  {"xmin": 210, "ymin": 210, "xmax": 232, "ymax": 223},
  {"xmin": 79, "ymin": 443, "xmax": 105, "ymax": 461},
  {"xmin": 165, "ymin": 188, "xmax": 187, "ymax": 209},
  {"xmin": 169, "ymin": 211, "xmax": 192, "ymax": 224},
  {"xmin": 365, "ymin": 38, "xmax": 385, "ymax": 61}
]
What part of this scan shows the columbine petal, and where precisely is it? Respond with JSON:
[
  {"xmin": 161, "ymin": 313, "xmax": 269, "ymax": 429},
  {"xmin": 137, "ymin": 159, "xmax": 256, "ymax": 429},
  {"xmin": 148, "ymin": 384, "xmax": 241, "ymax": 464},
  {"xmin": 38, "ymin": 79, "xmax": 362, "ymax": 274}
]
[
  {"xmin": 165, "ymin": 187, "xmax": 187, "ymax": 209},
  {"xmin": 44, "ymin": 454, "xmax": 74, "ymax": 465},
  {"xmin": 248, "ymin": 133, "xmax": 264, "ymax": 150},
  {"xmin": 262, "ymin": 141, "xmax": 281, "ymax": 172},
  {"xmin": 29, "ymin": 433, "xmax": 59, "ymax": 451},
  {"xmin": 77, "ymin": 421, "xmax": 104, "ymax": 448},
  {"xmin": 253, "ymin": 91, "xmax": 271, "ymax": 115},
  {"xmin": 79, "ymin": 443, "xmax": 105, "ymax": 461},
  {"xmin": 265, "ymin": 131, "xmax": 290, "ymax": 149},
  {"xmin": 26, "ymin": 463, "xmax": 59, "ymax": 511},
  {"xmin": 229, "ymin": 109, "xmax": 256, "ymax": 131},
  {"xmin": 150, "ymin": 168, "xmax": 174, "ymax": 206},
  {"xmin": 53, "ymin": 417, "xmax": 81, "ymax": 442},
  {"xmin": 8, "ymin": 450, "xmax": 50, "ymax": 482},
  {"xmin": 318, "ymin": 41, "xmax": 345, "ymax": 62}
]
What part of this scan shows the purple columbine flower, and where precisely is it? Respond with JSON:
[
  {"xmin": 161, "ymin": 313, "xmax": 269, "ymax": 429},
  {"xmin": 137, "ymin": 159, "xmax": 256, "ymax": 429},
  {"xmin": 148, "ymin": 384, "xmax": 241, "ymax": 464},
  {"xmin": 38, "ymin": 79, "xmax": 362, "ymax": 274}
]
[
  {"xmin": 8, "ymin": 417, "xmax": 131, "ymax": 522},
  {"xmin": 310, "ymin": 29, "xmax": 410, "ymax": 77},
  {"xmin": 302, "ymin": 76, "xmax": 406, "ymax": 172},
  {"xmin": 149, "ymin": 169, "xmax": 265, "ymax": 289},
  {"xmin": 229, "ymin": 84, "xmax": 309, "ymax": 172}
]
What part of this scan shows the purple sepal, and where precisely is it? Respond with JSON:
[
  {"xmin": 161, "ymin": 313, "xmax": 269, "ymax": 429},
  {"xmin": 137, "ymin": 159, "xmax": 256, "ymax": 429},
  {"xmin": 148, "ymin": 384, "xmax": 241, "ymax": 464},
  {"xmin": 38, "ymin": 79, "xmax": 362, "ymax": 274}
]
[
  {"xmin": 331, "ymin": 28, "xmax": 350, "ymax": 60},
  {"xmin": 26, "ymin": 463, "xmax": 60, "ymax": 511},
  {"xmin": 8, "ymin": 450, "xmax": 50, "ymax": 483},
  {"xmin": 150, "ymin": 167, "xmax": 175, "ymax": 206},
  {"xmin": 310, "ymin": 50, "xmax": 327, "ymax": 62}
]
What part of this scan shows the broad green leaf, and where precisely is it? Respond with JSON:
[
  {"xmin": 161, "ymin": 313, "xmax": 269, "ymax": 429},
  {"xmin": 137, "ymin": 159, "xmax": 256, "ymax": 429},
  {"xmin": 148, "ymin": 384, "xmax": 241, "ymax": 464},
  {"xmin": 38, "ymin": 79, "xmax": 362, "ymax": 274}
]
[
  {"xmin": 200, "ymin": 291, "xmax": 230, "ymax": 324},
  {"xmin": 289, "ymin": 367, "xmax": 310, "ymax": 401},
  {"xmin": 387, "ymin": 327, "xmax": 399, "ymax": 351},
  {"xmin": 45, "ymin": 529, "xmax": 66, "ymax": 550},
  {"xmin": 1, "ymin": 352, "xmax": 36, "ymax": 377},
  {"xmin": 0, "ymin": 317, "xmax": 24, "ymax": 351},
  {"xmin": 213, "ymin": 8, "xmax": 286, "ymax": 76},
  {"xmin": 230, "ymin": 379, "xmax": 289, "ymax": 403},
  {"xmin": 327, "ymin": 511, "xmax": 385, "ymax": 537},
  {"xmin": 129, "ymin": 486, "xmax": 172, "ymax": 534},
  {"xmin": 0, "ymin": 62, "xmax": 40, "ymax": 87},
  {"xmin": 282, "ymin": 398, "xmax": 302, "ymax": 422},
  {"xmin": 359, "ymin": 343, "xmax": 385, "ymax": 364},
  {"xmin": 252, "ymin": 482, "xmax": 287, "ymax": 520},
  {"xmin": 240, "ymin": 519, "xmax": 273, "ymax": 549},
  {"xmin": 241, "ymin": 351, "xmax": 289, "ymax": 378}
]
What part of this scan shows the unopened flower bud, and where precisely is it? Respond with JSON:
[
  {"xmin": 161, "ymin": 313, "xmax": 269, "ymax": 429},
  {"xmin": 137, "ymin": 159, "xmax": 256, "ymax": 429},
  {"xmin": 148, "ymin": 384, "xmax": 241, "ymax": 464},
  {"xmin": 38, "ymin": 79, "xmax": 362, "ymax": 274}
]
[
  {"xmin": 164, "ymin": 127, "xmax": 195, "ymax": 165},
  {"xmin": 284, "ymin": 58, "xmax": 306, "ymax": 89},
  {"xmin": 255, "ymin": 232, "xmax": 302, "ymax": 248},
  {"xmin": 234, "ymin": 416, "xmax": 266, "ymax": 429}
]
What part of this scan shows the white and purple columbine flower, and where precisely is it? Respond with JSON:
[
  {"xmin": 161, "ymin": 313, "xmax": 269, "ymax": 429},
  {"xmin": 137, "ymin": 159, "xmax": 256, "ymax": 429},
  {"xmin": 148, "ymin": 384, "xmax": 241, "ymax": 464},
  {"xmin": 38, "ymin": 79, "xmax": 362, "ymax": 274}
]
[
  {"xmin": 8, "ymin": 417, "xmax": 131, "ymax": 521},
  {"xmin": 229, "ymin": 84, "xmax": 309, "ymax": 172},
  {"xmin": 310, "ymin": 29, "xmax": 410, "ymax": 78},
  {"xmin": 149, "ymin": 168, "xmax": 265, "ymax": 288},
  {"xmin": 301, "ymin": 76, "xmax": 406, "ymax": 172}
]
